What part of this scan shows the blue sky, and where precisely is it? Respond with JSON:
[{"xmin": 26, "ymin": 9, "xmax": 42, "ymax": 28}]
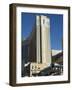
[{"xmin": 21, "ymin": 13, "xmax": 63, "ymax": 50}]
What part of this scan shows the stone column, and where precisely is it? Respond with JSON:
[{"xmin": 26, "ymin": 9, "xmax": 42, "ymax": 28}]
[
  {"xmin": 41, "ymin": 16, "xmax": 51, "ymax": 64},
  {"xmin": 36, "ymin": 16, "xmax": 41, "ymax": 63}
]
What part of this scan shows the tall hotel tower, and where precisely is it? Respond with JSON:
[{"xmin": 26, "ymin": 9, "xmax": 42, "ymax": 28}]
[
  {"xmin": 30, "ymin": 15, "xmax": 52, "ymax": 76},
  {"xmin": 36, "ymin": 15, "xmax": 51, "ymax": 64}
]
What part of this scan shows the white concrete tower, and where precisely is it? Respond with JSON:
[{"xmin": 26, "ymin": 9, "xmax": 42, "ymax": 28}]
[
  {"xmin": 36, "ymin": 16, "xmax": 41, "ymax": 63},
  {"xmin": 41, "ymin": 15, "xmax": 51, "ymax": 64},
  {"xmin": 36, "ymin": 15, "xmax": 51, "ymax": 64}
]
